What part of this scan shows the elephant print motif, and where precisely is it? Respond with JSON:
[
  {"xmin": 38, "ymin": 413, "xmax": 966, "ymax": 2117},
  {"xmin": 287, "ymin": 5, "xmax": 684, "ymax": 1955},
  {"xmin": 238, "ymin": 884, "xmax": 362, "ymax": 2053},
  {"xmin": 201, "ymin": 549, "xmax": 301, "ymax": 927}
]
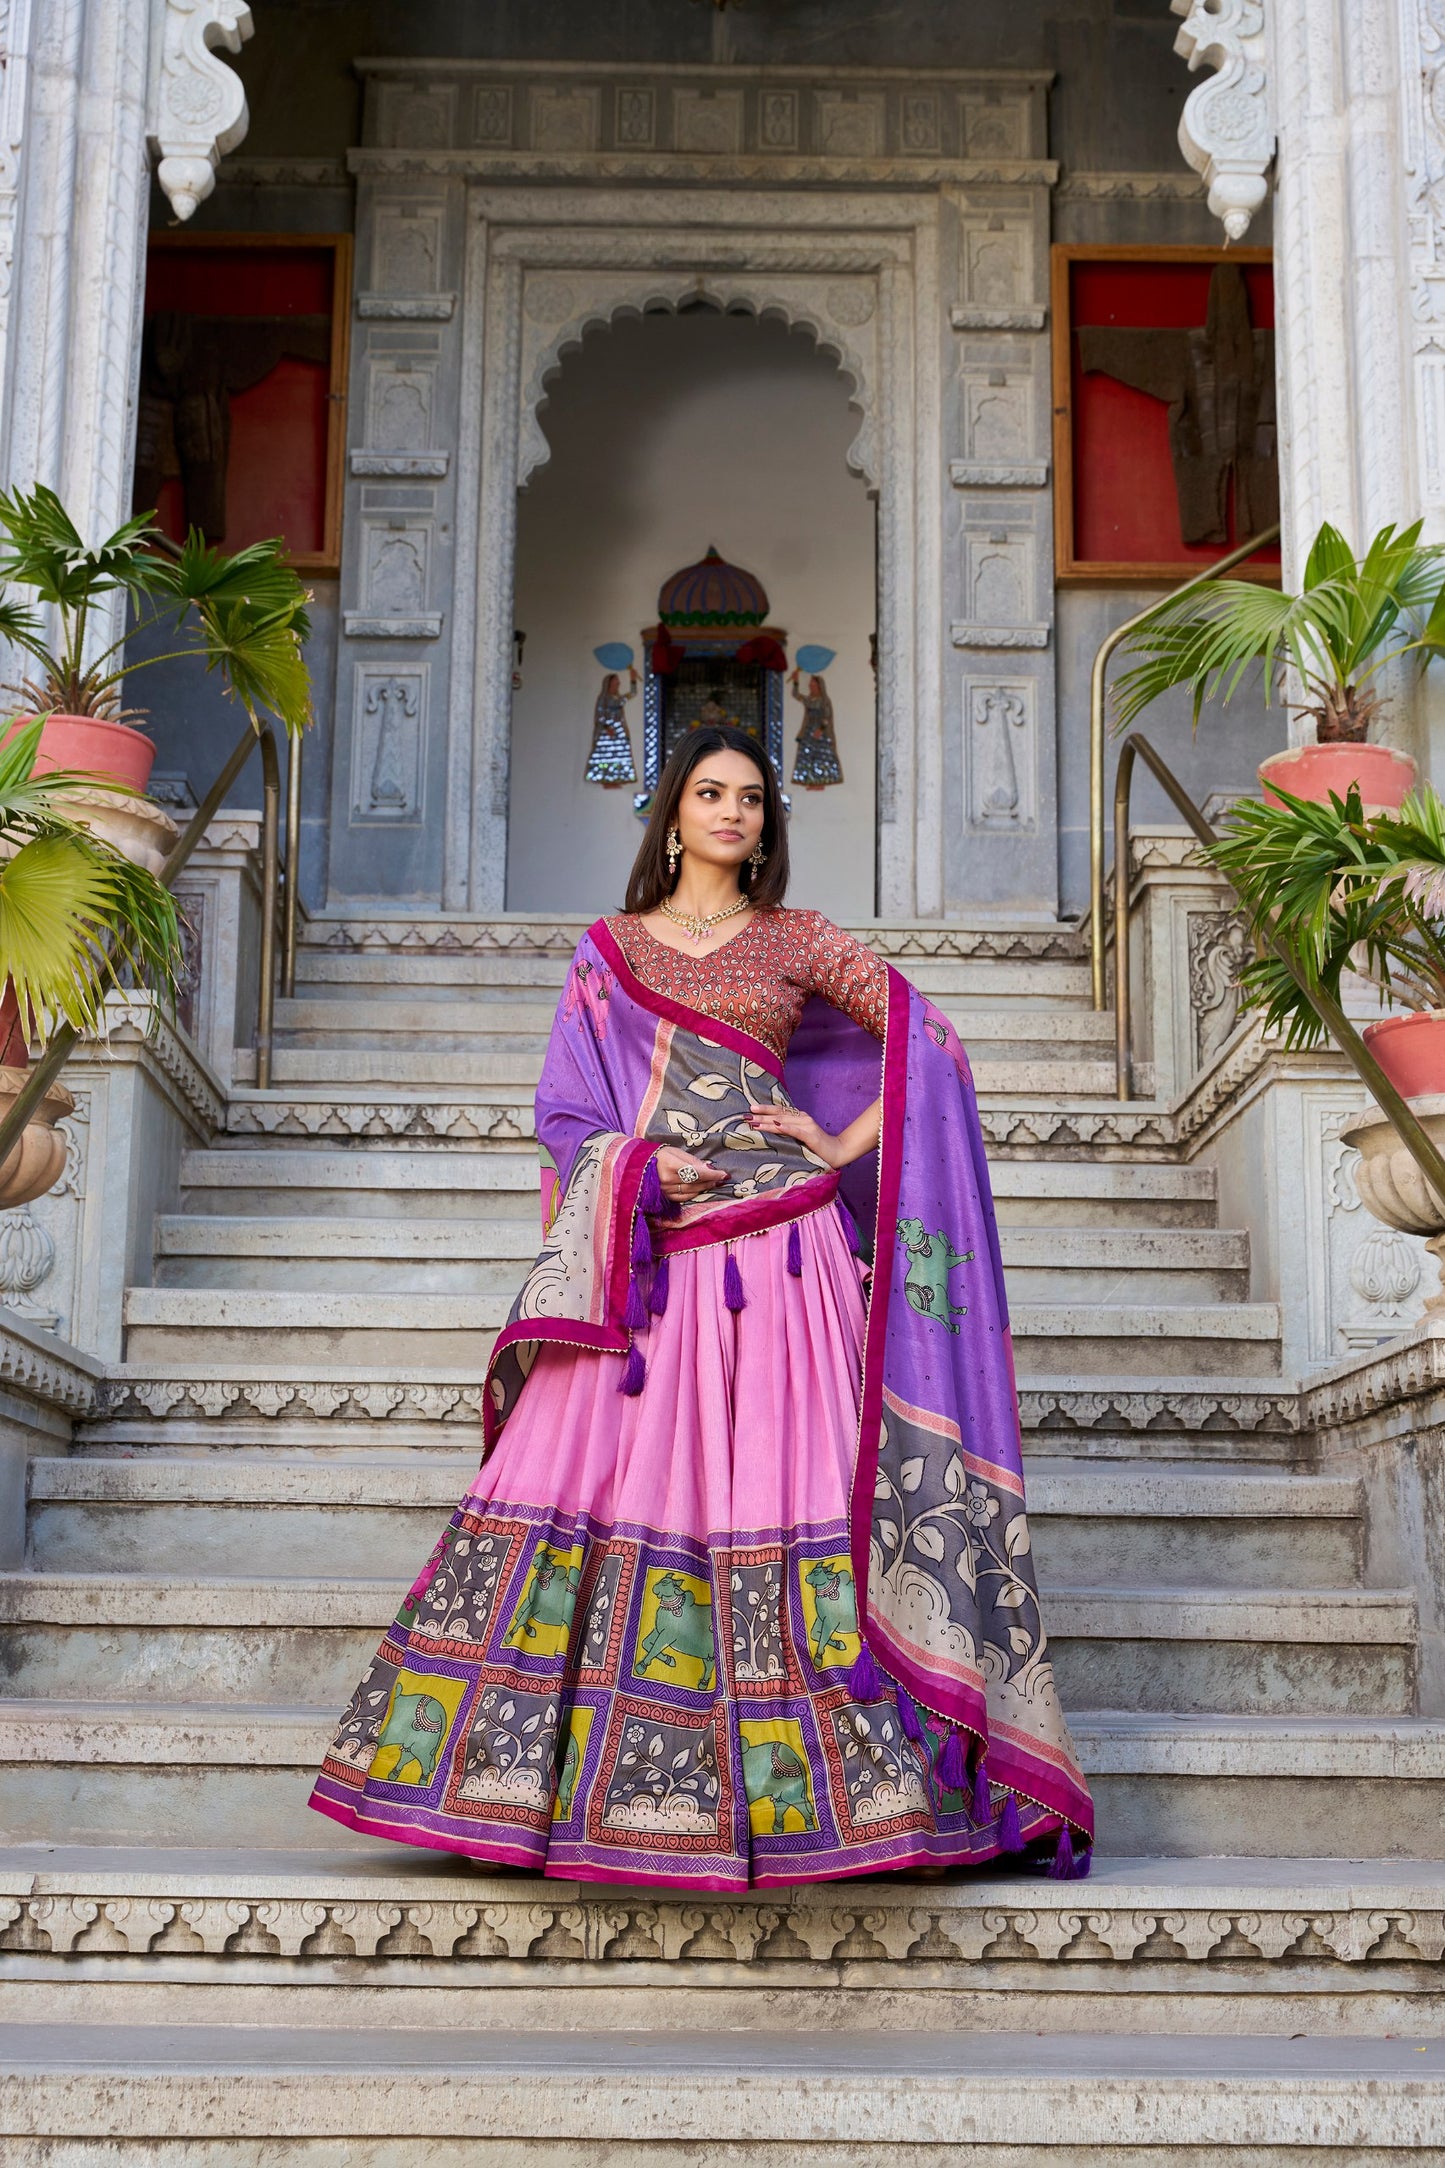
[
  {"xmin": 804, "ymin": 1558, "xmax": 858, "ymax": 1669},
  {"xmin": 741, "ymin": 1733, "xmax": 818, "ymax": 1834},
  {"xmin": 504, "ymin": 1543, "xmax": 582, "ymax": 1650},
  {"xmin": 637, "ymin": 1571, "xmax": 716, "ymax": 1692},
  {"xmin": 897, "ymin": 1216, "xmax": 974, "ymax": 1333},
  {"xmin": 372, "ymin": 1688, "xmax": 449, "ymax": 1785}
]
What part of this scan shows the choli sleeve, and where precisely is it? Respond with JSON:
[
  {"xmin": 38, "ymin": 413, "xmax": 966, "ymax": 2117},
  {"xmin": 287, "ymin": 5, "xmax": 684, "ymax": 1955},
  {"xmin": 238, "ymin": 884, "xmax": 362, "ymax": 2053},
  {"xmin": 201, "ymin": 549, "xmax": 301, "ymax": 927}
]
[{"xmin": 801, "ymin": 912, "xmax": 889, "ymax": 1040}]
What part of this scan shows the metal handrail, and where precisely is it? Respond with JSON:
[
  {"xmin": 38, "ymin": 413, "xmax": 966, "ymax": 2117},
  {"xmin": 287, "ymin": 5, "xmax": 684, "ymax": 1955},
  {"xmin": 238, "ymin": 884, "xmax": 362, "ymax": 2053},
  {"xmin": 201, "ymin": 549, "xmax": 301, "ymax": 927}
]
[
  {"xmin": 1111, "ymin": 730, "xmax": 1445, "ymax": 1213},
  {"xmin": 0, "ymin": 716, "xmax": 286, "ymax": 1166},
  {"xmin": 282, "ymin": 727, "xmax": 301, "ymax": 1000},
  {"xmin": 1089, "ymin": 522, "xmax": 1281, "ymax": 1010}
]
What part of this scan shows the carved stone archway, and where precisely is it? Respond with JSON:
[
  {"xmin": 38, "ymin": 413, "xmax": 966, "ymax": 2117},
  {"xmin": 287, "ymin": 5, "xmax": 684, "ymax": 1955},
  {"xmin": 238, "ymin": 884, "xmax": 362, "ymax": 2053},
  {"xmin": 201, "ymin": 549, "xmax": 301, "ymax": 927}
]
[
  {"xmin": 465, "ymin": 207, "xmax": 934, "ymax": 917},
  {"xmin": 334, "ymin": 61, "xmax": 1059, "ymax": 920}
]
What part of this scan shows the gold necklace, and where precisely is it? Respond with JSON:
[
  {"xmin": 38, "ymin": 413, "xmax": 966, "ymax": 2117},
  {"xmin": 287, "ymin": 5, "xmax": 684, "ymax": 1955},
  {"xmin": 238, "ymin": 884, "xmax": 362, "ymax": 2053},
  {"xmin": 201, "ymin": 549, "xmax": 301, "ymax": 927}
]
[{"xmin": 658, "ymin": 893, "xmax": 751, "ymax": 944}]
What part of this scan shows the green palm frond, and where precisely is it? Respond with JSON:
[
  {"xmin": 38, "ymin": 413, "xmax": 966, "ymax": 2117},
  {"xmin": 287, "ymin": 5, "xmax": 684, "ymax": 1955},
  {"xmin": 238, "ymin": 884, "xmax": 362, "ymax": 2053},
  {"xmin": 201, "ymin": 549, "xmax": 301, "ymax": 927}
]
[
  {"xmin": 1201, "ymin": 780, "xmax": 1445, "ymax": 1047},
  {"xmin": 189, "ymin": 595, "xmax": 314, "ymax": 739},
  {"xmin": 0, "ymin": 829, "xmax": 183, "ymax": 1040},
  {"xmin": 0, "ymin": 485, "xmax": 171, "ymax": 610},
  {"xmin": 1111, "ymin": 521, "xmax": 1445, "ymax": 733}
]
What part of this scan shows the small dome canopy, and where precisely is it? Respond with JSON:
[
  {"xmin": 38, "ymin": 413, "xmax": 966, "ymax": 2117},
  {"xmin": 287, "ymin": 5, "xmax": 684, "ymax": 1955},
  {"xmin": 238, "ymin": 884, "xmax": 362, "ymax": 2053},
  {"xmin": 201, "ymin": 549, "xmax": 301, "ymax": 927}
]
[{"xmin": 657, "ymin": 546, "xmax": 769, "ymax": 628}]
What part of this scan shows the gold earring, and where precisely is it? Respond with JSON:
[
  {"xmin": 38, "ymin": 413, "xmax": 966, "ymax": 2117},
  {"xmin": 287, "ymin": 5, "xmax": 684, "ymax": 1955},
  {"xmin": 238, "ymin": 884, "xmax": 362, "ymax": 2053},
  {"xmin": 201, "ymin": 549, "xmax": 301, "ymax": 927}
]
[
  {"xmin": 748, "ymin": 842, "xmax": 766, "ymax": 877},
  {"xmin": 666, "ymin": 828, "xmax": 681, "ymax": 875}
]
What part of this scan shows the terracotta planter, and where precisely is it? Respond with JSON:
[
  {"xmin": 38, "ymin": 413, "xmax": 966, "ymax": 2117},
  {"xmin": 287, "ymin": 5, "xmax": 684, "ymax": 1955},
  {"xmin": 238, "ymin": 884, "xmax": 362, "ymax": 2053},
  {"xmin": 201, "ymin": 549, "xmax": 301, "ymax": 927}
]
[
  {"xmin": 3, "ymin": 712, "xmax": 156, "ymax": 795},
  {"xmin": 1257, "ymin": 742, "xmax": 1417, "ymax": 813},
  {"xmin": 1361, "ymin": 1009, "xmax": 1445, "ymax": 1100}
]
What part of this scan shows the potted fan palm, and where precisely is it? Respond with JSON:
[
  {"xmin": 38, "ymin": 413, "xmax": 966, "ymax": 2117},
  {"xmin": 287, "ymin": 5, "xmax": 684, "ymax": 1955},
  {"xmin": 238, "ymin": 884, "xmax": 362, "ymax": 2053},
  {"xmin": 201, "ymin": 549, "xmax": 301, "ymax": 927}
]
[
  {"xmin": 1113, "ymin": 521, "xmax": 1445, "ymax": 811},
  {"xmin": 0, "ymin": 483, "xmax": 312, "ymax": 804},
  {"xmin": 1203, "ymin": 781, "xmax": 1445, "ymax": 1095},
  {"xmin": 0, "ymin": 716, "xmax": 184, "ymax": 1208}
]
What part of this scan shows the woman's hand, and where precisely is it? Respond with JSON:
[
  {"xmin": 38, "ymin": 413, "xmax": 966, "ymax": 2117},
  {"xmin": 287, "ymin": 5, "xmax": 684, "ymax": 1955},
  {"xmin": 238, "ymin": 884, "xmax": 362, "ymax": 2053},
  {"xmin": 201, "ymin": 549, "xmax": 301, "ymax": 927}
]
[
  {"xmin": 747, "ymin": 1097, "xmax": 881, "ymax": 1169},
  {"xmin": 654, "ymin": 1144, "xmax": 728, "ymax": 1204}
]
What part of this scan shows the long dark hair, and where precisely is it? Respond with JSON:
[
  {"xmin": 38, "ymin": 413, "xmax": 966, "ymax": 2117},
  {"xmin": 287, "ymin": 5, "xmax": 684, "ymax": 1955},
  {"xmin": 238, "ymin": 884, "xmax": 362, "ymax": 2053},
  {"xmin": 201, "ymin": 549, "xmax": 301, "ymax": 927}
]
[{"xmin": 624, "ymin": 724, "xmax": 790, "ymax": 914}]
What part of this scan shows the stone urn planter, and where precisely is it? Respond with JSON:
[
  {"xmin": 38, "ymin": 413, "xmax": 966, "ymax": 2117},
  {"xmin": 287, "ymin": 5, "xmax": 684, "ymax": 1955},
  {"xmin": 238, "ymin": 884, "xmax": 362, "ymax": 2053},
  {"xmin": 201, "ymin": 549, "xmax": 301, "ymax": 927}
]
[
  {"xmin": 0, "ymin": 984, "xmax": 74, "ymax": 1209},
  {"xmin": 1257, "ymin": 743, "xmax": 1418, "ymax": 814},
  {"xmin": 1341, "ymin": 1096, "xmax": 1445, "ymax": 1314}
]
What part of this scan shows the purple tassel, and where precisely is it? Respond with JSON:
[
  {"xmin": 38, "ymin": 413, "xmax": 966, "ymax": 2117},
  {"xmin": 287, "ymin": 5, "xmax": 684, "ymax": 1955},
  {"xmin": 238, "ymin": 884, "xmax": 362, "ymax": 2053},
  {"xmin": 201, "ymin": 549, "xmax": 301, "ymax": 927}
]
[
  {"xmin": 898, "ymin": 1693, "xmax": 924, "ymax": 1744},
  {"xmin": 787, "ymin": 1221, "xmax": 803, "ymax": 1277},
  {"xmin": 723, "ymin": 1249, "xmax": 747, "ymax": 1312},
  {"xmin": 936, "ymin": 1727, "xmax": 968, "ymax": 1794},
  {"xmin": 618, "ymin": 1343, "xmax": 646, "ymax": 1396},
  {"xmin": 971, "ymin": 1758, "xmax": 992, "ymax": 1823},
  {"xmin": 639, "ymin": 1155, "xmax": 664, "ymax": 1216},
  {"xmin": 1047, "ymin": 1825, "xmax": 1083, "ymax": 1880},
  {"xmin": 631, "ymin": 1212, "xmax": 652, "ymax": 1270},
  {"xmin": 624, "ymin": 1275, "xmax": 648, "ymax": 1331},
  {"xmin": 847, "ymin": 1641, "xmax": 882, "ymax": 1701},
  {"xmin": 998, "ymin": 1792, "xmax": 1024, "ymax": 1853},
  {"xmin": 836, "ymin": 1199, "xmax": 862, "ymax": 1255},
  {"xmin": 648, "ymin": 1253, "xmax": 670, "ymax": 1318}
]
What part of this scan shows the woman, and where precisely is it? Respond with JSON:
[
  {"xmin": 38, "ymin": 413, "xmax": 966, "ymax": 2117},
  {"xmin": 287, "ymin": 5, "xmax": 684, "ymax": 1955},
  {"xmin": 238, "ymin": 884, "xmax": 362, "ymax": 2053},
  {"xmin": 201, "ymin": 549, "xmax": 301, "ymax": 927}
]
[{"xmin": 311, "ymin": 725, "xmax": 1092, "ymax": 1887}]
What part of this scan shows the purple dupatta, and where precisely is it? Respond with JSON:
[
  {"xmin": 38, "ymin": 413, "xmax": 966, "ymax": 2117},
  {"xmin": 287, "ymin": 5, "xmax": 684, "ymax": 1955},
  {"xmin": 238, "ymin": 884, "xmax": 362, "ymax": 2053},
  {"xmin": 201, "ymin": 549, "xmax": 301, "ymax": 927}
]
[{"xmin": 482, "ymin": 921, "xmax": 1092, "ymax": 1850}]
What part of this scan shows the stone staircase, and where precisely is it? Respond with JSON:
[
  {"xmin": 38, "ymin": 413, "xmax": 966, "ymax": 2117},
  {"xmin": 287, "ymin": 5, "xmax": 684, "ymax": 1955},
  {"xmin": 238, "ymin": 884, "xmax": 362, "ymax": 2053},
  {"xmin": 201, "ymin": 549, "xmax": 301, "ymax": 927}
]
[{"xmin": 2, "ymin": 916, "xmax": 1443, "ymax": 2160}]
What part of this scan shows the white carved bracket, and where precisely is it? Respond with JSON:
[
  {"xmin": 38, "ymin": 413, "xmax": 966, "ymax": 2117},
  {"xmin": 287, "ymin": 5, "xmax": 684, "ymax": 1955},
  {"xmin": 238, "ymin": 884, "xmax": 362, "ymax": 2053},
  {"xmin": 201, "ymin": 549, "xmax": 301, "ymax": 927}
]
[
  {"xmin": 1171, "ymin": 0, "xmax": 1273, "ymax": 241},
  {"xmin": 148, "ymin": 1, "xmax": 255, "ymax": 221}
]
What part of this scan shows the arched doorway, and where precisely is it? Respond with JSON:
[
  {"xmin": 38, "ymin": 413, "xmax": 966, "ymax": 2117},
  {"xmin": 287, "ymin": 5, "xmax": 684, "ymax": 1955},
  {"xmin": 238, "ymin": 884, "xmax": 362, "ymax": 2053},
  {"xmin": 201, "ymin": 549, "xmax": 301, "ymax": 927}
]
[{"xmin": 507, "ymin": 305, "xmax": 877, "ymax": 918}]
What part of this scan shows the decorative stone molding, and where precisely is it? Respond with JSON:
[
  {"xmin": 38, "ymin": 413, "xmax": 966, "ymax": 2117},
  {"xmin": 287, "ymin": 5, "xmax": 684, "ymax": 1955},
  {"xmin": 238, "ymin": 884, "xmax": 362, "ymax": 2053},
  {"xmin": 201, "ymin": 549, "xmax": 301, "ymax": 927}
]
[
  {"xmin": 342, "ymin": 613, "xmax": 444, "ymax": 641},
  {"xmin": 950, "ymin": 305, "xmax": 1046, "ymax": 332},
  {"xmin": 225, "ymin": 1097, "xmax": 534, "ymax": 1144},
  {"xmin": 1021, "ymin": 1386, "xmax": 1301, "ymax": 1436},
  {"xmin": 354, "ymin": 59, "xmax": 1052, "ymax": 180},
  {"xmin": 349, "ymin": 452, "xmax": 451, "ymax": 479},
  {"xmin": 0, "ymin": 1875, "xmax": 1437, "ymax": 1969},
  {"xmin": 148, "ymin": 1, "xmax": 256, "ymax": 222},
  {"xmin": 357, "ymin": 294, "xmax": 457, "ymax": 322},
  {"xmin": 0, "ymin": 1313, "xmax": 100, "ymax": 1417},
  {"xmin": 210, "ymin": 155, "xmax": 349, "ymax": 189},
  {"xmin": 950, "ymin": 461, "xmax": 1049, "ymax": 490},
  {"xmin": 978, "ymin": 1108, "xmax": 1171, "ymax": 1151},
  {"xmin": 99, "ymin": 1377, "xmax": 486, "ymax": 1425},
  {"xmin": 951, "ymin": 624, "xmax": 1050, "ymax": 650},
  {"xmin": 1056, "ymin": 171, "xmax": 1207, "ymax": 203},
  {"xmin": 1170, "ymin": 0, "xmax": 1273, "ymax": 241},
  {"xmin": 303, "ymin": 918, "xmax": 1086, "ymax": 962}
]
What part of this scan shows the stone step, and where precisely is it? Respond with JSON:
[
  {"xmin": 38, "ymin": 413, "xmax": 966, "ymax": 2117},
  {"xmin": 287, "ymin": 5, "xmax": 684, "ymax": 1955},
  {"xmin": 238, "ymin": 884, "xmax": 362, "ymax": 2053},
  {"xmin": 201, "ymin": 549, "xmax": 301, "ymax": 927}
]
[
  {"xmin": 25, "ymin": 1456, "xmax": 1361, "ymax": 1589},
  {"xmin": 118, "ymin": 1288, "xmax": 1283, "ymax": 1372},
  {"xmin": 177, "ymin": 1149, "xmax": 547, "ymax": 1219},
  {"xmin": 245, "ymin": 1044, "xmax": 1122, "ymax": 1098},
  {"xmin": 77, "ymin": 1366, "xmax": 1310, "ymax": 1464},
  {"xmin": 175, "ymin": 1149, "xmax": 1218, "ymax": 1225},
  {"xmin": 5, "ymin": 2016, "xmax": 1442, "ymax": 2156},
  {"xmin": 2, "ymin": 1705, "xmax": 1436, "ymax": 1858},
  {"xmin": 0, "ymin": 1575, "xmax": 1411, "ymax": 1713},
  {"xmin": 296, "ymin": 944, "xmax": 1095, "ymax": 1007},
  {"xmin": 272, "ymin": 997, "xmax": 1118, "ymax": 1059},
  {"xmin": 149, "ymin": 1216, "xmax": 1252, "ymax": 1303}
]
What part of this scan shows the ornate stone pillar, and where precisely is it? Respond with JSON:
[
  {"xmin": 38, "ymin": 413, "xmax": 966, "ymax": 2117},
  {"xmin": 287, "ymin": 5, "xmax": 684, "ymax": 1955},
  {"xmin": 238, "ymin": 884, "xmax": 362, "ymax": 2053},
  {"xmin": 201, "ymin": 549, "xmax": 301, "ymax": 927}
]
[{"xmin": 0, "ymin": 0, "xmax": 254, "ymax": 550}]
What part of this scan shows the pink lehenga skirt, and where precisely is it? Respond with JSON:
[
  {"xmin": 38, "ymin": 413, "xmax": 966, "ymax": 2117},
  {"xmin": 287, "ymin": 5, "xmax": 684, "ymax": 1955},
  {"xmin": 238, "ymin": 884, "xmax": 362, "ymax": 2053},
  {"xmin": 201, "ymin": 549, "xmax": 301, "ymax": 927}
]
[{"xmin": 310, "ymin": 1205, "xmax": 1056, "ymax": 1889}]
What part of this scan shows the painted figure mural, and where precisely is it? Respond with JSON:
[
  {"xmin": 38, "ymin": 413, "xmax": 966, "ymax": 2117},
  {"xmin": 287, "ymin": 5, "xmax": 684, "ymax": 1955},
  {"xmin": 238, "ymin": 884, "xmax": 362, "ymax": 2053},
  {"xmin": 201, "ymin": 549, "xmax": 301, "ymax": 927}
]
[
  {"xmin": 789, "ymin": 659, "xmax": 843, "ymax": 789},
  {"xmin": 585, "ymin": 647, "xmax": 639, "ymax": 787}
]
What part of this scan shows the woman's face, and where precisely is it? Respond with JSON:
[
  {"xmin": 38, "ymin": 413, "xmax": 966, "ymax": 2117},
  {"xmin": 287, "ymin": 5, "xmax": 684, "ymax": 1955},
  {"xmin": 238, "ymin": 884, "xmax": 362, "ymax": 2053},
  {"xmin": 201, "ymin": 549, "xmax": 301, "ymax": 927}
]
[{"xmin": 673, "ymin": 745, "xmax": 767, "ymax": 874}]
